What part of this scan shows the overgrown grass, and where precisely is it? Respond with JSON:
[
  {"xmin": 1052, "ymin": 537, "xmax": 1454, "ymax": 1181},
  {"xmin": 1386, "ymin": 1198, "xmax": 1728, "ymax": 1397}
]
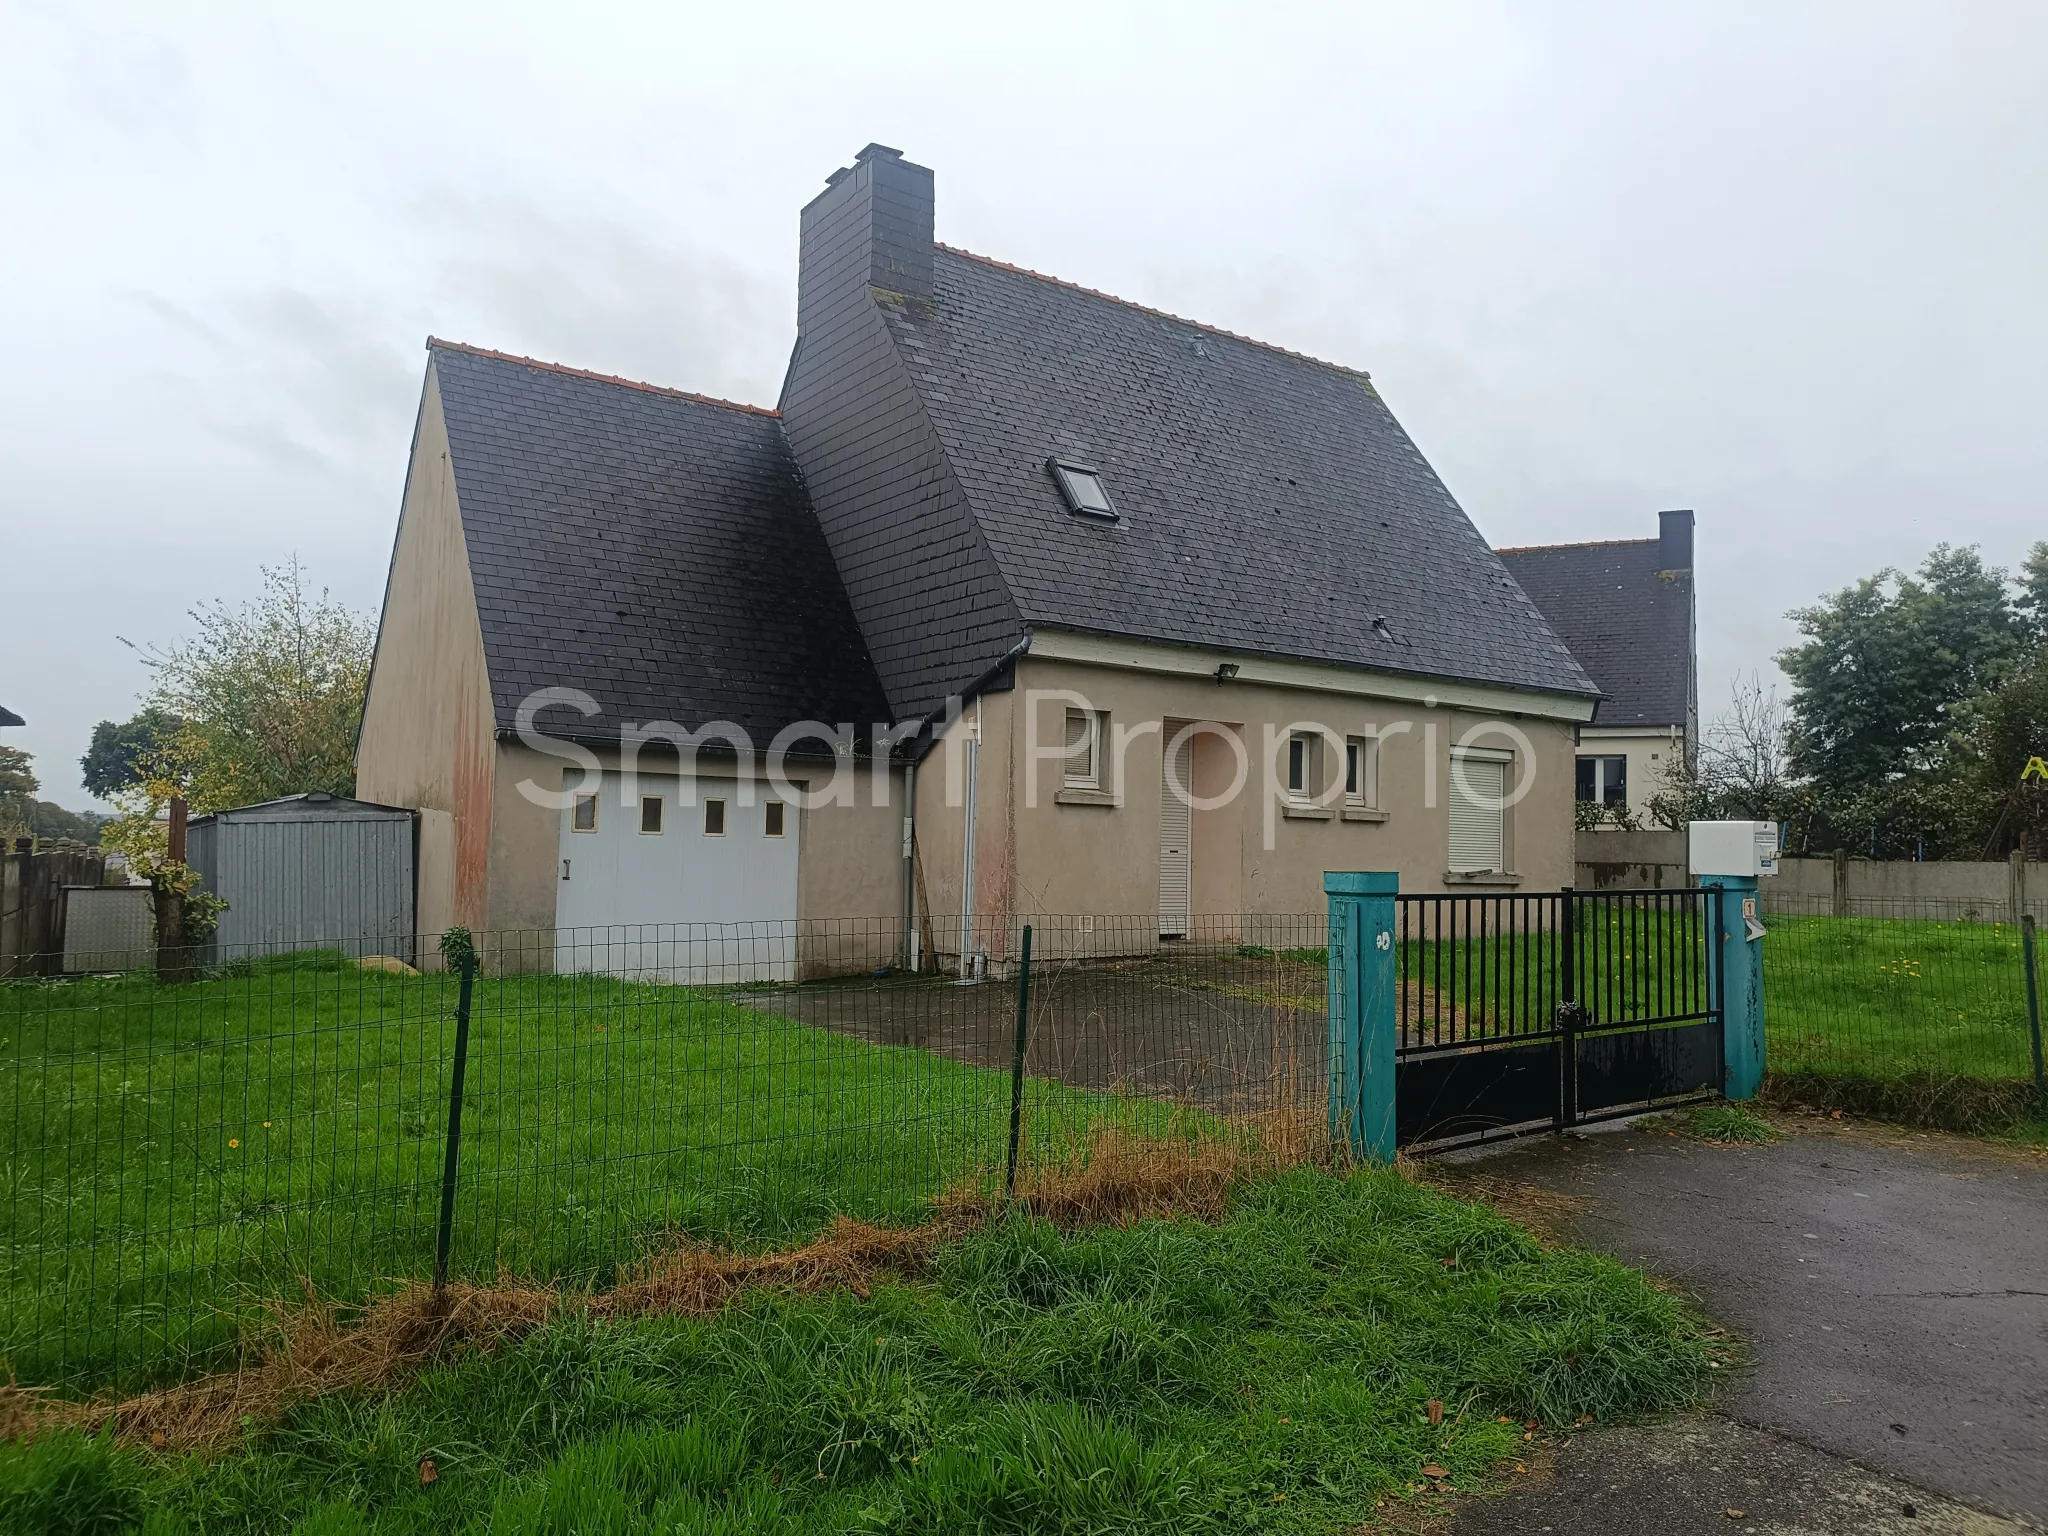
[
  {"xmin": 0, "ymin": 954, "xmax": 1177, "ymax": 1394},
  {"xmin": 1762, "ymin": 914, "xmax": 2045, "ymax": 1132},
  {"xmin": 0, "ymin": 1166, "xmax": 1721, "ymax": 1535}
]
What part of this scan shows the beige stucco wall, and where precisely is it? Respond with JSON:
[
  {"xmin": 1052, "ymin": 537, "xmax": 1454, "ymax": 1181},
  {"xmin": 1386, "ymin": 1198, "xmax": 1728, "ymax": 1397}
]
[
  {"xmin": 907, "ymin": 656, "xmax": 1580, "ymax": 965},
  {"xmin": 354, "ymin": 364, "xmax": 497, "ymax": 954},
  {"xmin": 1577, "ymin": 725, "xmax": 1688, "ymax": 822}
]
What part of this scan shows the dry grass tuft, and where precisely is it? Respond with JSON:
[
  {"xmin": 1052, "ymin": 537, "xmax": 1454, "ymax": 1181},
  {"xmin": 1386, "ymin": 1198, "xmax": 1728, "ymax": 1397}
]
[{"xmin": 20, "ymin": 1120, "xmax": 1335, "ymax": 1454}]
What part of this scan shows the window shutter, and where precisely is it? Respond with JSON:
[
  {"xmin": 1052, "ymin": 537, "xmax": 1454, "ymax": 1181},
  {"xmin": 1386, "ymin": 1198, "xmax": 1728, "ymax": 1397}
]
[{"xmin": 1448, "ymin": 757, "xmax": 1506, "ymax": 872}]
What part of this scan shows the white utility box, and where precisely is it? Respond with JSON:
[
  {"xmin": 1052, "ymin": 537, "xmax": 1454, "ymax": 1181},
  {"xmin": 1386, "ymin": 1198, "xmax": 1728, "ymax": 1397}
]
[{"xmin": 1688, "ymin": 820, "xmax": 1780, "ymax": 878}]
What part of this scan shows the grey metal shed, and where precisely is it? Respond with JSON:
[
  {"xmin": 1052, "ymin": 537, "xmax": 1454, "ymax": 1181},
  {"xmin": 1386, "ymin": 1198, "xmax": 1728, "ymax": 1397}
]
[{"xmin": 187, "ymin": 794, "xmax": 417, "ymax": 964}]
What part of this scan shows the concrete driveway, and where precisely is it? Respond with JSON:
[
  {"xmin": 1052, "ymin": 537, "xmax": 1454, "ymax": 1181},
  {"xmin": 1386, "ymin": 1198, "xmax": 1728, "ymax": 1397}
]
[{"xmin": 1424, "ymin": 1115, "xmax": 2048, "ymax": 1532}]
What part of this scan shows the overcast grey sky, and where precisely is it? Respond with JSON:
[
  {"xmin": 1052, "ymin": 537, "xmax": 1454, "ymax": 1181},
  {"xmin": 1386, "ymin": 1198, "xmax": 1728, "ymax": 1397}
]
[{"xmin": 4, "ymin": 1, "xmax": 2043, "ymax": 807}]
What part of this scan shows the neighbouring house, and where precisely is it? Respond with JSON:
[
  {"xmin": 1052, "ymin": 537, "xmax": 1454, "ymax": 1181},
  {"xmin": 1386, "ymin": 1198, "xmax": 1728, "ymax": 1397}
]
[
  {"xmin": 1496, "ymin": 511, "xmax": 1699, "ymax": 826},
  {"xmin": 356, "ymin": 144, "xmax": 1599, "ymax": 975}
]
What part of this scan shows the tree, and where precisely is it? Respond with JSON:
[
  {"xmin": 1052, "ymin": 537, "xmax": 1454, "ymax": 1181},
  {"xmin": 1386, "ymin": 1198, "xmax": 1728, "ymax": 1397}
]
[
  {"xmin": 125, "ymin": 559, "xmax": 376, "ymax": 812},
  {"xmin": 1648, "ymin": 674, "xmax": 1802, "ymax": 833},
  {"xmin": 2019, "ymin": 540, "xmax": 2048, "ymax": 644},
  {"xmin": 1952, "ymin": 647, "xmax": 2048, "ymax": 857},
  {"xmin": 80, "ymin": 707, "xmax": 182, "ymax": 799},
  {"xmin": 0, "ymin": 746, "xmax": 37, "ymax": 840},
  {"xmin": 1779, "ymin": 545, "xmax": 2023, "ymax": 798}
]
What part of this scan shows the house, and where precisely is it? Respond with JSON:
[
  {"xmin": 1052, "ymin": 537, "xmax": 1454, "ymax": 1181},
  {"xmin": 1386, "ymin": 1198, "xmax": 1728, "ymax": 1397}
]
[
  {"xmin": 1495, "ymin": 511, "xmax": 1699, "ymax": 825},
  {"xmin": 356, "ymin": 144, "xmax": 1599, "ymax": 975}
]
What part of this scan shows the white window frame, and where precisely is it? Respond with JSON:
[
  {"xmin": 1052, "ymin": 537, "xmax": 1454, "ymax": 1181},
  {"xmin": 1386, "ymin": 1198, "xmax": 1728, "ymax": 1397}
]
[
  {"xmin": 1286, "ymin": 731, "xmax": 1318, "ymax": 801},
  {"xmin": 639, "ymin": 795, "xmax": 664, "ymax": 835},
  {"xmin": 1064, "ymin": 708, "xmax": 1106, "ymax": 790},
  {"xmin": 1344, "ymin": 735, "xmax": 1380, "ymax": 810},
  {"xmin": 571, "ymin": 793, "xmax": 599, "ymax": 833},
  {"xmin": 764, "ymin": 800, "xmax": 787, "ymax": 838},
  {"xmin": 702, "ymin": 797, "xmax": 728, "ymax": 836}
]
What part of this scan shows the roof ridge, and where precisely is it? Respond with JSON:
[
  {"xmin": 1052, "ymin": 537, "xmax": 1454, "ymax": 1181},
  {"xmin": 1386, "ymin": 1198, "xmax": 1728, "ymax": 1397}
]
[
  {"xmin": 426, "ymin": 337, "xmax": 779, "ymax": 418},
  {"xmin": 1496, "ymin": 537, "xmax": 1659, "ymax": 554},
  {"xmin": 932, "ymin": 244, "xmax": 1371, "ymax": 383}
]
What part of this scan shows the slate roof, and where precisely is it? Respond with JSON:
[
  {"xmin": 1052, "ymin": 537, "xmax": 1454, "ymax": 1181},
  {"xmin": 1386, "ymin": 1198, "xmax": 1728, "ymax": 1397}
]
[
  {"xmin": 0, "ymin": 705, "xmax": 22, "ymax": 727},
  {"xmin": 430, "ymin": 341, "xmax": 889, "ymax": 740},
  {"xmin": 1494, "ymin": 538, "xmax": 1693, "ymax": 728},
  {"xmin": 868, "ymin": 247, "xmax": 1597, "ymax": 702}
]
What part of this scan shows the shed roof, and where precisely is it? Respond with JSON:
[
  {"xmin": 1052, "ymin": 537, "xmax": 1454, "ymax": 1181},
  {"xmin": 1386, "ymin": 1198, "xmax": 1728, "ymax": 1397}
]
[{"xmin": 188, "ymin": 793, "xmax": 416, "ymax": 825}]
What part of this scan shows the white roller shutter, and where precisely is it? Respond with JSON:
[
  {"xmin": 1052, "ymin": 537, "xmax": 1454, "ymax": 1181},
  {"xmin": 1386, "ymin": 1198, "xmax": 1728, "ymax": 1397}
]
[
  {"xmin": 1158, "ymin": 731, "xmax": 1193, "ymax": 937},
  {"xmin": 1448, "ymin": 755, "xmax": 1507, "ymax": 873}
]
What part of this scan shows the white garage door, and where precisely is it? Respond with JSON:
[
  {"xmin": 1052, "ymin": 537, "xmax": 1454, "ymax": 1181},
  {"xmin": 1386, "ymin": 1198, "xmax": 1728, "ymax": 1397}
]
[{"xmin": 554, "ymin": 772, "xmax": 800, "ymax": 981}]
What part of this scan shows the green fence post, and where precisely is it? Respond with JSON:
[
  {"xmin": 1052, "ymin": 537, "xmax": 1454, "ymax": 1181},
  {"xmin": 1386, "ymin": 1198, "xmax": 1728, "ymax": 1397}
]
[
  {"xmin": 1325, "ymin": 872, "xmax": 1399, "ymax": 1161},
  {"xmin": 2022, "ymin": 915, "xmax": 2043, "ymax": 1113},
  {"xmin": 1699, "ymin": 874, "xmax": 1764, "ymax": 1100}
]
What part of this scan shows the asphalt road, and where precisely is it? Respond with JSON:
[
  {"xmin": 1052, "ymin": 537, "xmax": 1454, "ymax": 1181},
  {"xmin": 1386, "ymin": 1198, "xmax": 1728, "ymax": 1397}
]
[{"xmin": 1432, "ymin": 1117, "xmax": 2048, "ymax": 1530}]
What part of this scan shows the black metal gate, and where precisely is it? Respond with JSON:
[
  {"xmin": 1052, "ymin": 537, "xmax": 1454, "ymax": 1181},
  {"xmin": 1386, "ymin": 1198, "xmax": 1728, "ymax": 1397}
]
[{"xmin": 1394, "ymin": 888, "xmax": 1723, "ymax": 1149}]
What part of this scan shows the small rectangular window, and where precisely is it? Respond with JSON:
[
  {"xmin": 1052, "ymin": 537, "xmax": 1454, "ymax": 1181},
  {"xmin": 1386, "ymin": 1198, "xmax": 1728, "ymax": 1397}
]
[
  {"xmin": 1287, "ymin": 733, "xmax": 1312, "ymax": 797},
  {"xmin": 1345, "ymin": 736, "xmax": 1377, "ymax": 807},
  {"xmin": 1575, "ymin": 755, "xmax": 1628, "ymax": 806},
  {"xmin": 703, "ymin": 798, "xmax": 727, "ymax": 836},
  {"xmin": 571, "ymin": 793, "xmax": 598, "ymax": 832},
  {"xmin": 764, "ymin": 800, "xmax": 786, "ymax": 837},
  {"xmin": 1064, "ymin": 709, "xmax": 1103, "ymax": 788},
  {"xmin": 1048, "ymin": 459, "xmax": 1118, "ymax": 520},
  {"xmin": 639, "ymin": 795, "xmax": 663, "ymax": 834}
]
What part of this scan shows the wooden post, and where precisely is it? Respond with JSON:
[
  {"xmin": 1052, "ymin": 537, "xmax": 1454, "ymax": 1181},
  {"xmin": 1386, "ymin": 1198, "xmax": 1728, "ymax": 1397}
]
[{"xmin": 1831, "ymin": 848, "xmax": 1849, "ymax": 918}]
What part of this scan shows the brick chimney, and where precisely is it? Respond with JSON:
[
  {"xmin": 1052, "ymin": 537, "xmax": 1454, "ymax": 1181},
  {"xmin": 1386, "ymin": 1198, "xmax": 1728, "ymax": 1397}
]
[{"xmin": 798, "ymin": 144, "xmax": 935, "ymax": 335}]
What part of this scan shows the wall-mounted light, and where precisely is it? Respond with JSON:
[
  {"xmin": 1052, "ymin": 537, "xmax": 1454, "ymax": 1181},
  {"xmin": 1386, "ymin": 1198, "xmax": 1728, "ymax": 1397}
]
[{"xmin": 1214, "ymin": 662, "xmax": 1239, "ymax": 683}]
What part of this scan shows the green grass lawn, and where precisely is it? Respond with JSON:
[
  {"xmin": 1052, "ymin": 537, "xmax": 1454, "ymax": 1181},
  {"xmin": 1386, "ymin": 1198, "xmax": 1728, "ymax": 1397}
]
[
  {"xmin": 1762, "ymin": 914, "xmax": 2039, "ymax": 1081},
  {"xmin": 0, "ymin": 955, "xmax": 1176, "ymax": 1396},
  {"xmin": 0, "ymin": 1166, "xmax": 1721, "ymax": 1536}
]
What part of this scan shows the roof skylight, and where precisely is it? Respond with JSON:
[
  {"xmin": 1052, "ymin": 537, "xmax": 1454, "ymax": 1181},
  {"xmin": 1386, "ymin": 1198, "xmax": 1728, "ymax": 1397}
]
[{"xmin": 1049, "ymin": 459, "xmax": 1118, "ymax": 520}]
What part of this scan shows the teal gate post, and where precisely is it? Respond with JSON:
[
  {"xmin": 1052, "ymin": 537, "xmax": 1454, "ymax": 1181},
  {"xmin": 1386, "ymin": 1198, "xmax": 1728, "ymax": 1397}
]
[
  {"xmin": 1697, "ymin": 874, "xmax": 1764, "ymax": 1100},
  {"xmin": 1326, "ymin": 872, "xmax": 1399, "ymax": 1160}
]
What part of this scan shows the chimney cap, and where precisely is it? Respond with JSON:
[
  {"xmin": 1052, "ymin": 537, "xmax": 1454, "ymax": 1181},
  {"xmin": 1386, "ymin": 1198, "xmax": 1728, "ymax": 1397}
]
[{"xmin": 855, "ymin": 143, "xmax": 905, "ymax": 164}]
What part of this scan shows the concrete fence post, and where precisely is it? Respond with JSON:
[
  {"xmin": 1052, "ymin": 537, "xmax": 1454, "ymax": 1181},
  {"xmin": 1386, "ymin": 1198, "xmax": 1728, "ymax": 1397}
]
[
  {"xmin": 1325, "ymin": 872, "xmax": 1399, "ymax": 1161},
  {"xmin": 1699, "ymin": 873, "xmax": 1765, "ymax": 1099}
]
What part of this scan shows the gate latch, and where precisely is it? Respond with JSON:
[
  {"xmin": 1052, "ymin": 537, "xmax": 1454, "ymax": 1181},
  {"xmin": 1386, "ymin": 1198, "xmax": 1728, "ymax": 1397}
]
[{"xmin": 1555, "ymin": 999, "xmax": 1591, "ymax": 1030}]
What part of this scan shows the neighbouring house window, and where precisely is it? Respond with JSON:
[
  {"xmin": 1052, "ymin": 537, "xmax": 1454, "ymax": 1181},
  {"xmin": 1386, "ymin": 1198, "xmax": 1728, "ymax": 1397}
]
[
  {"xmin": 640, "ymin": 795, "xmax": 664, "ymax": 834},
  {"xmin": 1345, "ymin": 736, "xmax": 1378, "ymax": 808},
  {"xmin": 1047, "ymin": 459, "xmax": 1119, "ymax": 520},
  {"xmin": 572, "ymin": 793, "xmax": 598, "ymax": 832},
  {"xmin": 765, "ymin": 801, "xmax": 786, "ymax": 837},
  {"xmin": 1575, "ymin": 755, "xmax": 1628, "ymax": 806},
  {"xmin": 1449, "ymin": 748, "xmax": 1511, "ymax": 873},
  {"xmin": 1064, "ymin": 709, "xmax": 1105, "ymax": 788},
  {"xmin": 703, "ymin": 798, "xmax": 727, "ymax": 836}
]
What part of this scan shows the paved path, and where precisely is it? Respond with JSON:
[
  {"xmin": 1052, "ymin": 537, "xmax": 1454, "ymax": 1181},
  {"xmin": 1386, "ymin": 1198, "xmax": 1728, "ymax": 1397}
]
[
  {"xmin": 1399, "ymin": 1414, "xmax": 2028, "ymax": 1535},
  {"xmin": 1429, "ymin": 1117, "xmax": 2048, "ymax": 1530}
]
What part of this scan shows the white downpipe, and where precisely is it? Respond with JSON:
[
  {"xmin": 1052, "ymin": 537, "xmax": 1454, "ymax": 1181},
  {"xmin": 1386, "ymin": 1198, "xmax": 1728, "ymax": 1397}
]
[{"xmin": 957, "ymin": 698, "xmax": 982, "ymax": 982}]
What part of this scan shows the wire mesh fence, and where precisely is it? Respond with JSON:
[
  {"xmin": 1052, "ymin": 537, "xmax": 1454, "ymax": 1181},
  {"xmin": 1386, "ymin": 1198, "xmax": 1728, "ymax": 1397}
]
[
  {"xmin": 0, "ymin": 914, "xmax": 1330, "ymax": 1396},
  {"xmin": 1757, "ymin": 891, "xmax": 2045, "ymax": 1129}
]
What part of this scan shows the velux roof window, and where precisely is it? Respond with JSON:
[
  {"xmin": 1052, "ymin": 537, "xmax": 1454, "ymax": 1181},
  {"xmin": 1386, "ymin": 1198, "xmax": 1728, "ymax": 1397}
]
[{"xmin": 1048, "ymin": 459, "xmax": 1118, "ymax": 520}]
